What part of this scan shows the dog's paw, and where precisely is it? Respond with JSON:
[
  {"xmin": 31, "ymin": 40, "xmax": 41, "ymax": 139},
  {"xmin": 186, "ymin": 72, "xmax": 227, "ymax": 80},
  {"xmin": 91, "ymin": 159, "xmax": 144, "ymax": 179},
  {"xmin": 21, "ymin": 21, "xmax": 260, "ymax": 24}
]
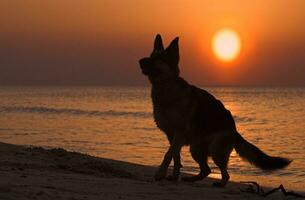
[{"xmin": 154, "ymin": 169, "xmax": 167, "ymax": 181}]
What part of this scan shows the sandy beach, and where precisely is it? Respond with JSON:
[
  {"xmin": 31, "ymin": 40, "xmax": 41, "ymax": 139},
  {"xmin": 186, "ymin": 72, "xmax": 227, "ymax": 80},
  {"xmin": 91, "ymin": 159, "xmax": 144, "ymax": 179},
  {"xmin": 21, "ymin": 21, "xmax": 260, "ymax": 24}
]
[
  {"xmin": 0, "ymin": 142, "xmax": 303, "ymax": 200},
  {"xmin": 1, "ymin": 1, "xmax": 305, "ymax": 199}
]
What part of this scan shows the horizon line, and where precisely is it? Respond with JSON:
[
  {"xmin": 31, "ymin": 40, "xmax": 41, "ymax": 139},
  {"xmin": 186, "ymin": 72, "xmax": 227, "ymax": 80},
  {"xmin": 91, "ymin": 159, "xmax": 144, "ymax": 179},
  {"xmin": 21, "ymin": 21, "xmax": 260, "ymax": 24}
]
[{"xmin": 1, "ymin": 84, "xmax": 305, "ymax": 88}]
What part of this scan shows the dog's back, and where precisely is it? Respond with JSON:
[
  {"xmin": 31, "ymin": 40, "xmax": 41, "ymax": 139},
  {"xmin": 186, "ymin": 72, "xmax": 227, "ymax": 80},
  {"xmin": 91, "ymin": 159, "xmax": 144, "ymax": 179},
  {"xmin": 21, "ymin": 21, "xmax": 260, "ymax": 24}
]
[{"xmin": 189, "ymin": 85, "xmax": 236, "ymax": 133}]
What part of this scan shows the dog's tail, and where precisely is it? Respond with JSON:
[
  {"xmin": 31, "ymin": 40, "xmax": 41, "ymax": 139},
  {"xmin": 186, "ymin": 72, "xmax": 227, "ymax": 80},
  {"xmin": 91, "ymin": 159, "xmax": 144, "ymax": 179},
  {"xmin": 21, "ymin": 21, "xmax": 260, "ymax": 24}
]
[{"xmin": 234, "ymin": 131, "xmax": 291, "ymax": 170}]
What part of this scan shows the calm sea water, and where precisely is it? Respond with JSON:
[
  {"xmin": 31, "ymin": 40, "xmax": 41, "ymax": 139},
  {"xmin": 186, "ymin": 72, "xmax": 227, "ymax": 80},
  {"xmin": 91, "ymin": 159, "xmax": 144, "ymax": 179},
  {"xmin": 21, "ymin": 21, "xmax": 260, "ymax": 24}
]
[{"xmin": 0, "ymin": 86, "xmax": 304, "ymax": 190}]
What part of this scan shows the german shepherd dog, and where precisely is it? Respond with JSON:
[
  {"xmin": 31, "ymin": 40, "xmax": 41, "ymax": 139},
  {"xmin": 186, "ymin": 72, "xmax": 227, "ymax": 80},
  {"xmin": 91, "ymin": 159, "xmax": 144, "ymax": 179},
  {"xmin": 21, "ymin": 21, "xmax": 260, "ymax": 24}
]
[{"xmin": 139, "ymin": 34, "xmax": 291, "ymax": 187}]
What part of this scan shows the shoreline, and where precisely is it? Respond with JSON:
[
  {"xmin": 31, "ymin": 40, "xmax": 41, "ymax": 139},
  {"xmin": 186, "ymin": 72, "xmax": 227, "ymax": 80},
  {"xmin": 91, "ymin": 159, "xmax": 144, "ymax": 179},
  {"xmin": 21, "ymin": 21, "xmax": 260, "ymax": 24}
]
[{"xmin": 0, "ymin": 142, "xmax": 303, "ymax": 200}]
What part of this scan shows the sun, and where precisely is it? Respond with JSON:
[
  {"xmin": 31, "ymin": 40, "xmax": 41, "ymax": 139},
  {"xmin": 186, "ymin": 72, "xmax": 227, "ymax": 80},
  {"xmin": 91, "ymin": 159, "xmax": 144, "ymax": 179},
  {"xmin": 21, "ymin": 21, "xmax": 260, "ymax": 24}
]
[{"xmin": 212, "ymin": 28, "xmax": 241, "ymax": 62}]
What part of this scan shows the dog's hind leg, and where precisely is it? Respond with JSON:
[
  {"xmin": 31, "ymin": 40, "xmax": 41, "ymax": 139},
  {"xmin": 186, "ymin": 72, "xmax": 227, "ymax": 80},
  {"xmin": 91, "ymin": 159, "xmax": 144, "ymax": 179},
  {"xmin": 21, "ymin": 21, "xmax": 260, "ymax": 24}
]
[
  {"xmin": 182, "ymin": 144, "xmax": 211, "ymax": 182},
  {"xmin": 210, "ymin": 134, "xmax": 233, "ymax": 187},
  {"xmin": 211, "ymin": 153, "xmax": 230, "ymax": 187}
]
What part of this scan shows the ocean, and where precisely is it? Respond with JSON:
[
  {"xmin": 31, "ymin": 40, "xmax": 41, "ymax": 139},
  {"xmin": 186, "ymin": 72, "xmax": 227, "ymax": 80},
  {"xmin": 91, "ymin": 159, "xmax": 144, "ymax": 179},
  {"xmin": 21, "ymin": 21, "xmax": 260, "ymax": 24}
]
[{"xmin": 0, "ymin": 86, "xmax": 304, "ymax": 190}]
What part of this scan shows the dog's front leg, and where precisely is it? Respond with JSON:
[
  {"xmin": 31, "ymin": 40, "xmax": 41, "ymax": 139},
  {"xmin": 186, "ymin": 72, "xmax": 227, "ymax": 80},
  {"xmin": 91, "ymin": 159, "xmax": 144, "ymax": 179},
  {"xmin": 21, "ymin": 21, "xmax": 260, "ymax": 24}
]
[
  {"xmin": 166, "ymin": 151, "xmax": 182, "ymax": 181},
  {"xmin": 154, "ymin": 137, "xmax": 183, "ymax": 181}
]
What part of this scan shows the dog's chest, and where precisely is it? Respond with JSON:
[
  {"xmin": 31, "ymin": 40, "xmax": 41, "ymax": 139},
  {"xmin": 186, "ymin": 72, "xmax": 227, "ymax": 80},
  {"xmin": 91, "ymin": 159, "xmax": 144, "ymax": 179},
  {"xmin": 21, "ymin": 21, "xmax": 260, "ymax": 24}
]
[
  {"xmin": 152, "ymin": 97, "xmax": 190, "ymax": 133},
  {"xmin": 154, "ymin": 107, "xmax": 178, "ymax": 131},
  {"xmin": 150, "ymin": 81, "xmax": 194, "ymax": 135}
]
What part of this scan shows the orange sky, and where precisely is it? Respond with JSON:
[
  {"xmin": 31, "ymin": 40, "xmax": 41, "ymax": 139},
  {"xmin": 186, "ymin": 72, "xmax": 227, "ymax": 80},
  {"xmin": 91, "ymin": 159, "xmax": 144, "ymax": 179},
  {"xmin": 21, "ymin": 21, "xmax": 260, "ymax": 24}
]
[{"xmin": 1, "ymin": 0, "xmax": 305, "ymax": 86}]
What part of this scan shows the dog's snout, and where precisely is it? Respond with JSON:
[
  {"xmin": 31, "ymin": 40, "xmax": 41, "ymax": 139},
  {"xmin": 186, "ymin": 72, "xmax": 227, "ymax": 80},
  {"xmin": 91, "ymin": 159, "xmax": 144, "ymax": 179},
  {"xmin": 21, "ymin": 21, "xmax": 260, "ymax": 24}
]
[{"xmin": 139, "ymin": 57, "xmax": 152, "ymax": 68}]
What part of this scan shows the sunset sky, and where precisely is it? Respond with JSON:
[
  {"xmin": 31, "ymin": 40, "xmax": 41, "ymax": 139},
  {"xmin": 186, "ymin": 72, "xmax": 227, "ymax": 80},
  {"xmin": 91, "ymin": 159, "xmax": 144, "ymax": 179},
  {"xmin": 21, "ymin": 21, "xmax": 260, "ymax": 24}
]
[{"xmin": 1, "ymin": 0, "xmax": 305, "ymax": 86}]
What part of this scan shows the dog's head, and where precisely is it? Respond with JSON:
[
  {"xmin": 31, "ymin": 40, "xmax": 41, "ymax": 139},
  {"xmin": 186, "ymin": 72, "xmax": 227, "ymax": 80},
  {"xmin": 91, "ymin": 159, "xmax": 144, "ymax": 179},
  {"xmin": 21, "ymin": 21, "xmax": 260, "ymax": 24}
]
[{"xmin": 139, "ymin": 34, "xmax": 180, "ymax": 82}]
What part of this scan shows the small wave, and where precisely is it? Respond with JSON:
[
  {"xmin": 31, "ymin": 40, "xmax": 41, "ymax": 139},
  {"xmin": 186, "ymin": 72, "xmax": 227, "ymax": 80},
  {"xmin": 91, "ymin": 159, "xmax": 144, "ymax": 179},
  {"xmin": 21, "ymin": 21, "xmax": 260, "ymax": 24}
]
[
  {"xmin": 233, "ymin": 115, "xmax": 255, "ymax": 123},
  {"xmin": 1, "ymin": 106, "xmax": 257, "ymax": 122},
  {"xmin": 0, "ymin": 106, "xmax": 152, "ymax": 118},
  {"xmin": 133, "ymin": 127, "xmax": 157, "ymax": 131}
]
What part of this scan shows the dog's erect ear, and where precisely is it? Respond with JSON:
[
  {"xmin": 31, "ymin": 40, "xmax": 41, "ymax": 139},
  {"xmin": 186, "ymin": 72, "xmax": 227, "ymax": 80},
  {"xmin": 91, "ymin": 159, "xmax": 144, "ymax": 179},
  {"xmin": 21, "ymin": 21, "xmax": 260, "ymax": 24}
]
[
  {"xmin": 153, "ymin": 34, "xmax": 164, "ymax": 52},
  {"xmin": 165, "ymin": 37, "xmax": 179, "ymax": 64}
]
